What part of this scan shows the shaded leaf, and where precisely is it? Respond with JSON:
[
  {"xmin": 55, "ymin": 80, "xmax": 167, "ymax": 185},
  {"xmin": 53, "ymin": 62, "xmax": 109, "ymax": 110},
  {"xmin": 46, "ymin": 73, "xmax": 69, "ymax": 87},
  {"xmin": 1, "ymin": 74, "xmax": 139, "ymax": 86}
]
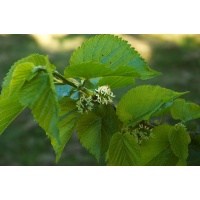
[
  {"xmin": 108, "ymin": 132, "xmax": 141, "ymax": 166},
  {"xmin": 51, "ymin": 97, "xmax": 79, "ymax": 162},
  {"xmin": 187, "ymin": 143, "xmax": 200, "ymax": 166},
  {"xmin": 55, "ymin": 85, "xmax": 74, "ymax": 100},
  {"xmin": 140, "ymin": 124, "xmax": 179, "ymax": 166},
  {"xmin": 76, "ymin": 112, "xmax": 102, "ymax": 161},
  {"xmin": 76, "ymin": 105, "xmax": 120, "ymax": 161}
]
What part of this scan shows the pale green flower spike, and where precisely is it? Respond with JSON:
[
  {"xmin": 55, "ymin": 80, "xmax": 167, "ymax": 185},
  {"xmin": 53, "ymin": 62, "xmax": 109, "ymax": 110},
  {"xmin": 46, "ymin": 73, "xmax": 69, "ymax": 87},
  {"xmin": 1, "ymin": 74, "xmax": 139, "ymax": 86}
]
[
  {"xmin": 94, "ymin": 85, "xmax": 115, "ymax": 105},
  {"xmin": 76, "ymin": 95, "xmax": 94, "ymax": 114}
]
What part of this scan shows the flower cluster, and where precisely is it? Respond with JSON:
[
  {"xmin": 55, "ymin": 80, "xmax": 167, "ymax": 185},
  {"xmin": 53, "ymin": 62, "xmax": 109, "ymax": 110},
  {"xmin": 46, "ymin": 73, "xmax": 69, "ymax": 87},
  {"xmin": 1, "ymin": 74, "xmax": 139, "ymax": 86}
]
[
  {"xmin": 132, "ymin": 124, "xmax": 154, "ymax": 144},
  {"xmin": 175, "ymin": 123, "xmax": 187, "ymax": 130},
  {"xmin": 94, "ymin": 85, "xmax": 115, "ymax": 105},
  {"xmin": 76, "ymin": 95, "xmax": 94, "ymax": 114}
]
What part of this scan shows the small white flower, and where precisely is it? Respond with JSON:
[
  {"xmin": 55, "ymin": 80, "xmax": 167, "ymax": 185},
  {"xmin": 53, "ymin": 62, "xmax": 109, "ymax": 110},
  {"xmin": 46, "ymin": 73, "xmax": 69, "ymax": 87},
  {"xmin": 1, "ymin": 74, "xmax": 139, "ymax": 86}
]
[
  {"xmin": 76, "ymin": 95, "xmax": 94, "ymax": 114},
  {"xmin": 94, "ymin": 85, "xmax": 115, "ymax": 105}
]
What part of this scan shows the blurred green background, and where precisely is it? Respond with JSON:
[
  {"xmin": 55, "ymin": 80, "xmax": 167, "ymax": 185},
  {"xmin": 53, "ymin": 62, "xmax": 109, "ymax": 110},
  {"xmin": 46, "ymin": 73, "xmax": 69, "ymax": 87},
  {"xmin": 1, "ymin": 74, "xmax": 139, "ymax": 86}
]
[{"xmin": 0, "ymin": 34, "xmax": 200, "ymax": 165}]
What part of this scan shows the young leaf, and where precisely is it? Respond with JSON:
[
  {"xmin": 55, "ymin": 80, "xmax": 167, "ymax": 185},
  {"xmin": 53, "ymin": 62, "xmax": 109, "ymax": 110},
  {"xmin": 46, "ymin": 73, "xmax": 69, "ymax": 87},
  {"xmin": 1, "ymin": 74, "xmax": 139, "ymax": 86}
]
[
  {"xmin": 0, "ymin": 54, "xmax": 52, "ymax": 135},
  {"xmin": 140, "ymin": 124, "xmax": 179, "ymax": 166},
  {"xmin": 168, "ymin": 124, "xmax": 191, "ymax": 161},
  {"xmin": 9, "ymin": 62, "xmax": 35, "ymax": 95},
  {"xmin": 18, "ymin": 70, "xmax": 60, "ymax": 143},
  {"xmin": 76, "ymin": 105, "xmax": 120, "ymax": 161},
  {"xmin": 116, "ymin": 85, "xmax": 187, "ymax": 126},
  {"xmin": 170, "ymin": 99, "xmax": 200, "ymax": 123},
  {"xmin": 51, "ymin": 97, "xmax": 79, "ymax": 162},
  {"xmin": 70, "ymin": 34, "xmax": 161, "ymax": 80},
  {"xmin": 0, "ymin": 93, "xmax": 25, "ymax": 135},
  {"xmin": 1, "ymin": 54, "xmax": 55, "ymax": 96},
  {"xmin": 108, "ymin": 132, "xmax": 141, "ymax": 166}
]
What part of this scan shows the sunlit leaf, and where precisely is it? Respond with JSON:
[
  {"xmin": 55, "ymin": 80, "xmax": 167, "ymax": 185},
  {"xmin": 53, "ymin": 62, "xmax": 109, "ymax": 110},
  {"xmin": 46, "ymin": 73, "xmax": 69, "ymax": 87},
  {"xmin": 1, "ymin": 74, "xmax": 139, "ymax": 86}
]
[
  {"xmin": 0, "ymin": 93, "xmax": 25, "ymax": 135},
  {"xmin": 70, "ymin": 34, "xmax": 161, "ymax": 80},
  {"xmin": 18, "ymin": 70, "xmax": 60, "ymax": 143},
  {"xmin": 0, "ymin": 54, "xmax": 53, "ymax": 135},
  {"xmin": 116, "ymin": 85, "xmax": 187, "ymax": 126},
  {"xmin": 170, "ymin": 99, "xmax": 200, "ymax": 123},
  {"xmin": 168, "ymin": 124, "xmax": 191, "ymax": 160}
]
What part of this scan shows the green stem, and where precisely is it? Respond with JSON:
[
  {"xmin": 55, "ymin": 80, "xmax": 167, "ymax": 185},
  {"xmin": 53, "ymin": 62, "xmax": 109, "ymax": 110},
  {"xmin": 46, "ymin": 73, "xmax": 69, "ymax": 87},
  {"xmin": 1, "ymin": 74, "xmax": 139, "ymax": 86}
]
[
  {"xmin": 53, "ymin": 71, "xmax": 94, "ymax": 97},
  {"xmin": 53, "ymin": 71, "xmax": 80, "ymax": 88}
]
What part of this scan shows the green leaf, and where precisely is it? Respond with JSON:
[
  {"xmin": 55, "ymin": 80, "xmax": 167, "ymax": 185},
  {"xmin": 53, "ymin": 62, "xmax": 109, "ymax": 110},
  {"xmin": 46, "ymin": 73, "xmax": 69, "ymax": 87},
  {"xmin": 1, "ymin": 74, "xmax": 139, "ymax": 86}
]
[
  {"xmin": 51, "ymin": 97, "xmax": 79, "ymax": 162},
  {"xmin": 0, "ymin": 94, "xmax": 25, "ymax": 135},
  {"xmin": 0, "ymin": 54, "xmax": 52, "ymax": 135},
  {"xmin": 64, "ymin": 62, "xmax": 138, "ymax": 89},
  {"xmin": 116, "ymin": 85, "xmax": 187, "ymax": 126},
  {"xmin": 70, "ymin": 34, "xmax": 161, "ymax": 80},
  {"xmin": 108, "ymin": 132, "xmax": 141, "ymax": 166},
  {"xmin": 168, "ymin": 124, "xmax": 191, "ymax": 160},
  {"xmin": 151, "ymin": 101, "xmax": 173, "ymax": 117},
  {"xmin": 76, "ymin": 112, "xmax": 102, "ymax": 161},
  {"xmin": 76, "ymin": 105, "xmax": 120, "ymax": 161},
  {"xmin": 96, "ymin": 105, "xmax": 121, "ymax": 154},
  {"xmin": 65, "ymin": 62, "xmax": 139, "ymax": 79},
  {"xmin": 18, "ymin": 70, "xmax": 60, "ymax": 143},
  {"xmin": 140, "ymin": 124, "xmax": 179, "ymax": 166},
  {"xmin": 55, "ymin": 85, "xmax": 74, "ymax": 100},
  {"xmin": 1, "ymin": 54, "xmax": 55, "ymax": 96},
  {"xmin": 170, "ymin": 99, "xmax": 200, "ymax": 123},
  {"xmin": 96, "ymin": 77, "xmax": 135, "ymax": 90},
  {"xmin": 9, "ymin": 62, "xmax": 35, "ymax": 95}
]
